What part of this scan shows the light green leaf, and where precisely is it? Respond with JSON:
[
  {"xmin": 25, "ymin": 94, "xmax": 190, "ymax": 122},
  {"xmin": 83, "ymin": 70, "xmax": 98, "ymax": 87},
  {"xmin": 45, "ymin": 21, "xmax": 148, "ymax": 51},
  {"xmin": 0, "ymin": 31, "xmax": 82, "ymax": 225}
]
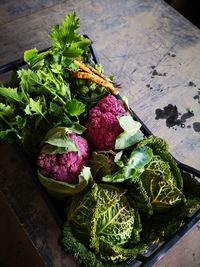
[
  {"xmin": 114, "ymin": 151, "xmax": 124, "ymax": 167},
  {"xmin": 43, "ymin": 127, "xmax": 68, "ymax": 140},
  {"xmin": 24, "ymin": 48, "xmax": 50, "ymax": 70},
  {"xmin": 115, "ymin": 130, "xmax": 144, "ymax": 150},
  {"xmin": 124, "ymin": 146, "xmax": 153, "ymax": 180},
  {"xmin": 50, "ymin": 11, "xmax": 79, "ymax": 49},
  {"xmin": 50, "ymin": 11, "xmax": 90, "ymax": 59},
  {"xmin": 66, "ymin": 99, "xmax": 85, "ymax": 116},
  {"xmin": 63, "ymin": 46, "xmax": 83, "ymax": 58},
  {"xmin": 103, "ymin": 146, "xmax": 153, "ymax": 183},
  {"xmin": 0, "ymin": 87, "xmax": 22, "ymax": 103},
  {"xmin": 42, "ymin": 138, "xmax": 78, "ymax": 153},
  {"xmin": 115, "ymin": 114, "xmax": 143, "ymax": 149},
  {"xmin": 42, "ymin": 127, "xmax": 79, "ymax": 153},
  {"xmin": 38, "ymin": 166, "xmax": 92, "ymax": 198},
  {"xmin": 68, "ymin": 122, "xmax": 86, "ymax": 134},
  {"xmin": 24, "ymin": 104, "xmax": 32, "ymax": 115},
  {"xmin": 28, "ymin": 98, "xmax": 45, "ymax": 116},
  {"xmin": 68, "ymin": 62, "xmax": 79, "ymax": 71},
  {"xmin": 118, "ymin": 114, "xmax": 141, "ymax": 132},
  {"xmin": 51, "ymin": 63, "xmax": 62, "ymax": 74},
  {"xmin": 24, "ymin": 48, "xmax": 38, "ymax": 63},
  {"xmin": 0, "ymin": 103, "xmax": 15, "ymax": 117}
]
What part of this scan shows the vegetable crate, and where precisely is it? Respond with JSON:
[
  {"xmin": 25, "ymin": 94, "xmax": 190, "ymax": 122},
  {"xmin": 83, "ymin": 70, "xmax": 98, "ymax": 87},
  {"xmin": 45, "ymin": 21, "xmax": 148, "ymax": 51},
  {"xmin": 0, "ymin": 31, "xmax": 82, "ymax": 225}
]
[{"xmin": 1, "ymin": 37, "xmax": 200, "ymax": 267}]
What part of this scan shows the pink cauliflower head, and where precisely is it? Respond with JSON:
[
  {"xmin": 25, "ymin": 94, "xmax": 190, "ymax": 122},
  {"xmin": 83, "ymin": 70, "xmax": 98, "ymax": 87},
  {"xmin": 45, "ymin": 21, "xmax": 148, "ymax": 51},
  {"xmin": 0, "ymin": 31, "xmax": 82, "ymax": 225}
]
[
  {"xmin": 85, "ymin": 95, "xmax": 127, "ymax": 150},
  {"xmin": 37, "ymin": 132, "xmax": 89, "ymax": 183}
]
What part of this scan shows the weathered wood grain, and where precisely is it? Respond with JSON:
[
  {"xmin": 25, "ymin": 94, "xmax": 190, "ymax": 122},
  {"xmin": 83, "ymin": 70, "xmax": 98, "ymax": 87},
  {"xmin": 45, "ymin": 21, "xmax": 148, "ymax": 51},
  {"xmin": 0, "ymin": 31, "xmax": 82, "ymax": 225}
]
[
  {"xmin": 0, "ymin": 141, "xmax": 79, "ymax": 267},
  {"xmin": 0, "ymin": 0, "xmax": 199, "ymax": 169},
  {"xmin": 0, "ymin": 0, "xmax": 67, "ymax": 25},
  {"xmin": 155, "ymin": 221, "xmax": 200, "ymax": 267},
  {"xmin": 0, "ymin": 192, "xmax": 45, "ymax": 267}
]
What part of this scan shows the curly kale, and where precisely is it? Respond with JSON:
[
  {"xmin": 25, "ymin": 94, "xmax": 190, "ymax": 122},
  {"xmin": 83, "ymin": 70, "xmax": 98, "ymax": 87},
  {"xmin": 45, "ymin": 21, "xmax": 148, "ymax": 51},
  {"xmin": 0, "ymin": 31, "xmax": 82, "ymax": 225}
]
[{"xmin": 62, "ymin": 222, "xmax": 110, "ymax": 267}]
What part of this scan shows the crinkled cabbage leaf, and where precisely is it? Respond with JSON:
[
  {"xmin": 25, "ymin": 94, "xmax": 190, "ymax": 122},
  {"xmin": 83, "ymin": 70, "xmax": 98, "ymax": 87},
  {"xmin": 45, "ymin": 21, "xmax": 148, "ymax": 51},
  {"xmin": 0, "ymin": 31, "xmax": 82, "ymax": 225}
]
[
  {"xmin": 130, "ymin": 136, "xmax": 185, "ymax": 214},
  {"xmin": 67, "ymin": 183, "xmax": 147, "ymax": 262},
  {"xmin": 103, "ymin": 136, "xmax": 185, "ymax": 215}
]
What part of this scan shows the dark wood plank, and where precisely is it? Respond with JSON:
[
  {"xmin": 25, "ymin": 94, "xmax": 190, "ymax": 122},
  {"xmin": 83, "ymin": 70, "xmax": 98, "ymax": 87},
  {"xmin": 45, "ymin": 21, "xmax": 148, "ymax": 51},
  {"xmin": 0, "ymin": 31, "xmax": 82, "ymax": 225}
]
[
  {"xmin": 0, "ymin": 0, "xmax": 67, "ymax": 25},
  {"xmin": 0, "ymin": 192, "xmax": 45, "ymax": 267},
  {"xmin": 155, "ymin": 220, "xmax": 200, "ymax": 267},
  {"xmin": 0, "ymin": 141, "xmax": 78, "ymax": 267}
]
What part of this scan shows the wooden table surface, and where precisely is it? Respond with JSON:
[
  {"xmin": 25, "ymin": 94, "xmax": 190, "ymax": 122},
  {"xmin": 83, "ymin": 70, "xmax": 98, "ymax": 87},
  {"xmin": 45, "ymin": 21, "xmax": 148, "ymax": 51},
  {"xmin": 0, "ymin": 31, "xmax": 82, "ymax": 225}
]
[{"xmin": 0, "ymin": 0, "xmax": 200, "ymax": 266}]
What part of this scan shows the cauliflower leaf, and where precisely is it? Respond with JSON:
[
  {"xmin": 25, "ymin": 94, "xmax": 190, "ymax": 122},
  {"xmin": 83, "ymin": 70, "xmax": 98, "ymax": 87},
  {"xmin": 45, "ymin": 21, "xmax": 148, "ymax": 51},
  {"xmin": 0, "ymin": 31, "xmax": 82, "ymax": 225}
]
[
  {"xmin": 38, "ymin": 166, "xmax": 92, "ymax": 198},
  {"xmin": 115, "ymin": 114, "xmax": 143, "ymax": 150},
  {"xmin": 41, "ymin": 127, "xmax": 79, "ymax": 154}
]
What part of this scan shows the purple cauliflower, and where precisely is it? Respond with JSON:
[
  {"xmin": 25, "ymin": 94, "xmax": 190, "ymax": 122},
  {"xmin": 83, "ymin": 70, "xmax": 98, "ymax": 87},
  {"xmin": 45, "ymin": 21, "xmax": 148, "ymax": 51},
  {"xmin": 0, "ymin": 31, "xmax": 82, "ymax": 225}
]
[
  {"xmin": 85, "ymin": 95, "xmax": 127, "ymax": 150},
  {"xmin": 37, "ymin": 132, "xmax": 89, "ymax": 183}
]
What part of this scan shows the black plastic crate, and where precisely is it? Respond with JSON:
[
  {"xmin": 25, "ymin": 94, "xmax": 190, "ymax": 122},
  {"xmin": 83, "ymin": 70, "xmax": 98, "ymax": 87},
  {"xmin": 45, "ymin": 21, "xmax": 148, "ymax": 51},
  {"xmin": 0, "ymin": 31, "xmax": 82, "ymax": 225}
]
[{"xmin": 0, "ymin": 37, "xmax": 200, "ymax": 267}]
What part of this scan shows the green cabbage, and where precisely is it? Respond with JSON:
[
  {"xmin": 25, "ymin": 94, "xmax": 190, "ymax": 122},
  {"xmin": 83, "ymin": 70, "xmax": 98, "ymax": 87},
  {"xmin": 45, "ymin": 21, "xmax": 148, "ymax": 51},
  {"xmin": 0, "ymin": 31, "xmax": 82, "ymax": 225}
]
[
  {"xmin": 139, "ymin": 155, "xmax": 185, "ymax": 213},
  {"xmin": 102, "ymin": 146, "xmax": 153, "ymax": 183},
  {"xmin": 67, "ymin": 183, "xmax": 147, "ymax": 262},
  {"xmin": 103, "ymin": 136, "xmax": 185, "ymax": 215}
]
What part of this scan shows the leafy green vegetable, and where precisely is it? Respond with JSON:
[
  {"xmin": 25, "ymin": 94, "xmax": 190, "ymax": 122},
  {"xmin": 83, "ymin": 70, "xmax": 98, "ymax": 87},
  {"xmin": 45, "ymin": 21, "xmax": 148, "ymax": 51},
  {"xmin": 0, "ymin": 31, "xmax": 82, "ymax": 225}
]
[
  {"xmin": 66, "ymin": 98, "xmax": 85, "ymax": 116},
  {"xmin": 115, "ymin": 114, "xmax": 143, "ymax": 150},
  {"xmin": 182, "ymin": 171, "xmax": 200, "ymax": 200},
  {"xmin": 139, "ymin": 155, "xmax": 185, "ymax": 213},
  {"xmin": 62, "ymin": 222, "xmax": 127, "ymax": 267},
  {"xmin": 0, "ymin": 87, "xmax": 23, "ymax": 103},
  {"xmin": 142, "ymin": 197, "xmax": 200, "ymax": 243},
  {"xmin": 50, "ymin": 11, "xmax": 90, "ymax": 61},
  {"xmin": 103, "ymin": 146, "xmax": 153, "ymax": 183},
  {"xmin": 24, "ymin": 48, "xmax": 40, "ymax": 64},
  {"xmin": 1, "ymin": 11, "xmax": 200, "ymax": 266},
  {"xmin": 0, "ymin": 12, "xmax": 92, "ymax": 155},
  {"xmin": 41, "ymin": 127, "xmax": 79, "ymax": 154},
  {"xmin": 67, "ymin": 183, "xmax": 146, "ymax": 262},
  {"xmin": 114, "ymin": 151, "xmax": 125, "ymax": 168},
  {"xmin": 25, "ymin": 97, "xmax": 47, "ymax": 117},
  {"xmin": 137, "ymin": 136, "xmax": 183, "ymax": 191},
  {"xmin": 38, "ymin": 166, "xmax": 92, "ymax": 198},
  {"xmin": 127, "ymin": 136, "xmax": 185, "ymax": 214},
  {"xmin": 89, "ymin": 151, "xmax": 114, "ymax": 180},
  {"xmin": 104, "ymin": 137, "xmax": 185, "ymax": 215}
]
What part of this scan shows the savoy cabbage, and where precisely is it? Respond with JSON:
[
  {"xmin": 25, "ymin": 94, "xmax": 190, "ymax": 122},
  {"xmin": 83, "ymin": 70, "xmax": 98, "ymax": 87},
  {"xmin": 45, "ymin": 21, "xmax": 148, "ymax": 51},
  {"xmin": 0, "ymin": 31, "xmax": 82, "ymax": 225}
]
[{"xmin": 67, "ymin": 183, "xmax": 147, "ymax": 262}]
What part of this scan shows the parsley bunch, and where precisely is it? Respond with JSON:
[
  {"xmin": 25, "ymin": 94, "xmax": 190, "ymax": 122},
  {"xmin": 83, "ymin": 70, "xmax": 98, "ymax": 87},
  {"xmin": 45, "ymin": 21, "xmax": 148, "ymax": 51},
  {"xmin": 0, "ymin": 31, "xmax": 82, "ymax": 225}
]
[{"xmin": 0, "ymin": 12, "xmax": 90, "ymax": 156}]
